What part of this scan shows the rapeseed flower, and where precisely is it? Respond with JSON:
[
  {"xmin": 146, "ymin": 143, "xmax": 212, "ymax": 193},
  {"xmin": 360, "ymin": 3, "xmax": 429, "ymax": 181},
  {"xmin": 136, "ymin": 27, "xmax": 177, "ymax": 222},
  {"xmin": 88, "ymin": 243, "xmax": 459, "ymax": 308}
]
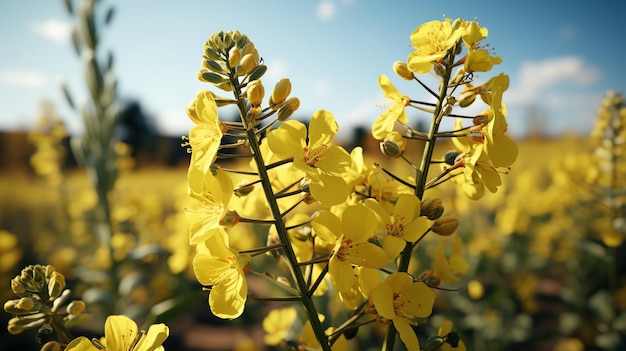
[
  {"xmin": 187, "ymin": 90, "xmax": 226, "ymax": 173},
  {"xmin": 192, "ymin": 230, "xmax": 251, "ymax": 319},
  {"xmin": 187, "ymin": 166, "xmax": 235, "ymax": 245},
  {"xmin": 407, "ymin": 18, "xmax": 465, "ymax": 74},
  {"xmin": 268, "ymin": 110, "xmax": 351, "ymax": 205},
  {"xmin": 65, "ymin": 315, "xmax": 168, "ymax": 351},
  {"xmin": 372, "ymin": 75, "xmax": 410, "ymax": 140},
  {"xmin": 311, "ymin": 205, "xmax": 387, "ymax": 295},
  {"xmin": 371, "ymin": 272, "xmax": 435, "ymax": 351},
  {"xmin": 364, "ymin": 194, "xmax": 430, "ymax": 258}
]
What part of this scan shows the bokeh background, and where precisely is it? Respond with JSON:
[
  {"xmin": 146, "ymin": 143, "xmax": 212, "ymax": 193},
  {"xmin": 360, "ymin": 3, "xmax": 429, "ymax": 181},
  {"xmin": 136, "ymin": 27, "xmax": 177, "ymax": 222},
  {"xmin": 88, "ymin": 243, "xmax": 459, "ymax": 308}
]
[{"xmin": 1, "ymin": 1, "xmax": 626, "ymax": 350}]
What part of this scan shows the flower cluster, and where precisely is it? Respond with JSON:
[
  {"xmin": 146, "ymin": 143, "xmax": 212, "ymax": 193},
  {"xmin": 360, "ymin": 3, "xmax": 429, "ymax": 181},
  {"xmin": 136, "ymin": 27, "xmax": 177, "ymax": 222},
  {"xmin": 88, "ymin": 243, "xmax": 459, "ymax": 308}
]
[
  {"xmin": 183, "ymin": 17, "xmax": 515, "ymax": 351},
  {"xmin": 4, "ymin": 265, "xmax": 89, "ymax": 349}
]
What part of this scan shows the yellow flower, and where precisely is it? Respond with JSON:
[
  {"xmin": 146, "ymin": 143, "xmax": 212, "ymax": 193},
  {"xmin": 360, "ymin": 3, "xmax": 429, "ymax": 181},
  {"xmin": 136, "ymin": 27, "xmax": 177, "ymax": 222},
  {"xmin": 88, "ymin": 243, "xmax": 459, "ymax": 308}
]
[
  {"xmin": 372, "ymin": 75, "xmax": 410, "ymax": 140},
  {"xmin": 371, "ymin": 273, "xmax": 435, "ymax": 351},
  {"xmin": 187, "ymin": 166, "xmax": 234, "ymax": 245},
  {"xmin": 311, "ymin": 205, "xmax": 387, "ymax": 294},
  {"xmin": 432, "ymin": 236, "xmax": 468, "ymax": 283},
  {"xmin": 483, "ymin": 85, "xmax": 518, "ymax": 167},
  {"xmin": 268, "ymin": 110, "xmax": 351, "ymax": 205},
  {"xmin": 187, "ymin": 90, "xmax": 226, "ymax": 173},
  {"xmin": 407, "ymin": 18, "xmax": 465, "ymax": 74},
  {"xmin": 364, "ymin": 194, "xmax": 430, "ymax": 258},
  {"xmin": 462, "ymin": 21, "xmax": 502, "ymax": 73},
  {"xmin": 65, "ymin": 315, "xmax": 168, "ymax": 351},
  {"xmin": 263, "ymin": 307, "xmax": 298, "ymax": 346},
  {"xmin": 192, "ymin": 230, "xmax": 251, "ymax": 319}
]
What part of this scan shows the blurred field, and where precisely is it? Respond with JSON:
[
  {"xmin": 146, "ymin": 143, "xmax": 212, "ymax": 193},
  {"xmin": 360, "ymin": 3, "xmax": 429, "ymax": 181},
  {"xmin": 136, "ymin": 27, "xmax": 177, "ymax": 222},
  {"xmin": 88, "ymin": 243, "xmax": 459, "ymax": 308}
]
[{"xmin": 1, "ymin": 129, "xmax": 625, "ymax": 351}]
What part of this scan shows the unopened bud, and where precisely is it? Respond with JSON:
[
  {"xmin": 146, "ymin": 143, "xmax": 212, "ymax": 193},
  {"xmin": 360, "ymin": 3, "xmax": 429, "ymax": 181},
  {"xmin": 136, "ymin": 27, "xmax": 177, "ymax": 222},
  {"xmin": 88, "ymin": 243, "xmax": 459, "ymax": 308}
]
[
  {"xmin": 200, "ymin": 71, "xmax": 227, "ymax": 84},
  {"xmin": 444, "ymin": 150, "xmax": 462, "ymax": 166},
  {"xmin": 421, "ymin": 198, "xmax": 444, "ymax": 220},
  {"xmin": 228, "ymin": 46, "xmax": 241, "ymax": 68},
  {"xmin": 48, "ymin": 272, "xmax": 65, "ymax": 300},
  {"xmin": 41, "ymin": 341, "xmax": 61, "ymax": 351},
  {"xmin": 393, "ymin": 61, "xmax": 414, "ymax": 80},
  {"xmin": 431, "ymin": 217, "xmax": 459, "ymax": 236},
  {"xmin": 246, "ymin": 80, "xmax": 264, "ymax": 106},
  {"xmin": 277, "ymin": 97, "xmax": 300, "ymax": 121},
  {"xmin": 16, "ymin": 297, "xmax": 35, "ymax": 311},
  {"xmin": 380, "ymin": 139, "xmax": 402, "ymax": 158},
  {"xmin": 270, "ymin": 78, "xmax": 292, "ymax": 109},
  {"xmin": 7, "ymin": 319, "xmax": 24, "ymax": 335},
  {"xmin": 66, "ymin": 300, "xmax": 86, "ymax": 316},
  {"xmin": 458, "ymin": 91, "xmax": 477, "ymax": 107},
  {"xmin": 11, "ymin": 276, "xmax": 26, "ymax": 295},
  {"xmin": 425, "ymin": 336, "xmax": 445, "ymax": 351},
  {"xmin": 5, "ymin": 299, "xmax": 35, "ymax": 315},
  {"xmin": 237, "ymin": 53, "xmax": 257, "ymax": 76},
  {"xmin": 234, "ymin": 181, "xmax": 255, "ymax": 197}
]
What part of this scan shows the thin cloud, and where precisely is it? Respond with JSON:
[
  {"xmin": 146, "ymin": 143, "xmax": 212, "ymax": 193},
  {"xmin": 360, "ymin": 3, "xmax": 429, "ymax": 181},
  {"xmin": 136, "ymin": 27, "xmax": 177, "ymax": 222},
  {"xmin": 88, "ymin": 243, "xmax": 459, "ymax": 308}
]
[
  {"xmin": 0, "ymin": 70, "xmax": 45, "ymax": 88},
  {"xmin": 30, "ymin": 18, "xmax": 72, "ymax": 44},
  {"xmin": 314, "ymin": 79, "xmax": 332, "ymax": 96},
  {"xmin": 317, "ymin": 0, "xmax": 336, "ymax": 20},
  {"xmin": 506, "ymin": 56, "xmax": 600, "ymax": 106}
]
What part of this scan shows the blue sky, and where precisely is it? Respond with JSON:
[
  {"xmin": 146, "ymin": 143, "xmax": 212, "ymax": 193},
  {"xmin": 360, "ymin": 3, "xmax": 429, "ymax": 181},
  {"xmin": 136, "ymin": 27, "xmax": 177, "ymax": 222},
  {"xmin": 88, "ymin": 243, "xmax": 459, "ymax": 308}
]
[{"xmin": 1, "ymin": 0, "xmax": 624, "ymax": 142}]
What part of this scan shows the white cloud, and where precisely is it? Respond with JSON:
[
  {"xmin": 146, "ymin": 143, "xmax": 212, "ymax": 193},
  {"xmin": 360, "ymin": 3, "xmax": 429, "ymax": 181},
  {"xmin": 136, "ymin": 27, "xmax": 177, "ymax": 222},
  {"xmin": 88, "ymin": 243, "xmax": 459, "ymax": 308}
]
[
  {"xmin": 265, "ymin": 59, "xmax": 288, "ymax": 81},
  {"xmin": 0, "ymin": 70, "xmax": 45, "ymax": 88},
  {"xmin": 30, "ymin": 18, "xmax": 72, "ymax": 44},
  {"xmin": 506, "ymin": 56, "xmax": 600, "ymax": 106},
  {"xmin": 317, "ymin": 0, "xmax": 336, "ymax": 20}
]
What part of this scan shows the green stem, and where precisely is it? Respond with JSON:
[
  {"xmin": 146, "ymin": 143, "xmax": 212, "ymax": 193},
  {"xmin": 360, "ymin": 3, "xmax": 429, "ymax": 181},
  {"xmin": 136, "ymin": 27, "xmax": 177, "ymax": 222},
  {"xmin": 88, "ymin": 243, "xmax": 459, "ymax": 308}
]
[
  {"xmin": 383, "ymin": 50, "xmax": 456, "ymax": 351},
  {"xmin": 230, "ymin": 76, "xmax": 331, "ymax": 351}
]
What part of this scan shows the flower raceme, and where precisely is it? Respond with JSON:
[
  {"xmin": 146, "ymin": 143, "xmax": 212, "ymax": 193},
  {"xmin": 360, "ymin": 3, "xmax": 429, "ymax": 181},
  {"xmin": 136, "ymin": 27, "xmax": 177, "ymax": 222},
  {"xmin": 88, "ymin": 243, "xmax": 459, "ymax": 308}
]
[{"xmin": 65, "ymin": 315, "xmax": 169, "ymax": 351}]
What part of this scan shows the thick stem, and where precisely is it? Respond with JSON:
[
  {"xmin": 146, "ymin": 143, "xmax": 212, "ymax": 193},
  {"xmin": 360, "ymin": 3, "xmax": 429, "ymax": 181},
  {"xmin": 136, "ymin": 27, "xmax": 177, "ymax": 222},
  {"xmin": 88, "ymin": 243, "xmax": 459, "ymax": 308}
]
[
  {"xmin": 383, "ymin": 51, "xmax": 456, "ymax": 351},
  {"xmin": 231, "ymin": 76, "xmax": 331, "ymax": 351}
]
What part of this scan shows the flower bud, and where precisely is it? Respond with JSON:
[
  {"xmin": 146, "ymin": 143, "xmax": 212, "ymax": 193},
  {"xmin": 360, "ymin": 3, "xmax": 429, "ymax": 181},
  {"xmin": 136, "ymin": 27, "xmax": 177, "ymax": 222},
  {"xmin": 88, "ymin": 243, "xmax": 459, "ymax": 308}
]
[
  {"xmin": 380, "ymin": 139, "xmax": 402, "ymax": 158},
  {"xmin": 237, "ymin": 53, "xmax": 257, "ymax": 76},
  {"xmin": 7, "ymin": 319, "xmax": 24, "ymax": 335},
  {"xmin": 48, "ymin": 271, "xmax": 66, "ymax": 300},
  {"xmin": 421, "ymin": 197, "xmax": 444, "ymax": 220},
  {"xmin": 277, "ymin": 97, "xmax": 300, "ymax": 121},
  {"xmin": 11, "ymin": 276, "xmax": 26, "ymax": 295},
  {"xmin": 66, "ymin": 300, "xmax": 86, "ymax": 316},
  {"xmin": 41, "ymin": 341, "xmax": 61, "ymax": 351},
  {"xmin": 444, "ymin": 150, "xmax": 462, "ymax": 166},
  {"xmin": 393, "ymin": 61, "xmax": 414, "ymax": 80},
  {"xmin": 269, "ymin": 78, "xmax": 292, "ymax": 109},
  {"xmin": 431, "ymin": 217, "xmax": 459, "ymax": 236},
  {"xmin": 16, "ymin": 297, "xmax": 35, "ymax": 311},
  {"xmin": 199, "ymin": 70, "xmax": 227, "ymax": 84},
  {"xmin": 458, "ymin": 91, "xmax": 477, "ymax": 107},
  {"xmin": 246, "ymin": 80, "xmax": 264, "ymax": 106},
  {"xmin": 228, "ymin": 46, "xmax": 241, "ymax": 68},
  {"xmin": 234, "ymin": 181, "xmax": 255, "ymax": 197},
  {"xmin": 425, "ymin": 335, "xmax": 445, "ymax": 351}
]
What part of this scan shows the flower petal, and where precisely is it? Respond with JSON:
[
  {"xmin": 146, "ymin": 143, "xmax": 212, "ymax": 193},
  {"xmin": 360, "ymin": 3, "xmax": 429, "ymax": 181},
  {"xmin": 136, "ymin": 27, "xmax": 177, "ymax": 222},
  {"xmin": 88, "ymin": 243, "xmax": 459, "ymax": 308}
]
[{"xmin": 105, "ymin": 315, "xmax": 138, "ymax": 351}]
